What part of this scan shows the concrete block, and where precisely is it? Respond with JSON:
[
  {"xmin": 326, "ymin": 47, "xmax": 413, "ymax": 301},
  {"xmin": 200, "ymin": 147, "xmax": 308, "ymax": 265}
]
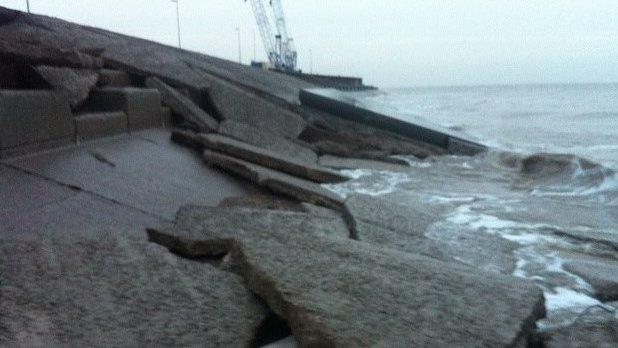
[
  {"xmin": 0, "ymin": 90, "xmax": 74, "ymax": 154},
  {"xmin": 98, "ymin": 69, "xmax": 132, "ymax": 87},
  {"xmin": 89, "ymin": 88, "xmax": 162, "ymax": 131},
  {"xmin": 75, "ymin": 112, "xmax": 128, "ymax": 141},
  {"xmin": 199, "ymin": 133, "xmax": 348, "ymax": 183},
  {"xmin": 35, "ymin": 66, "xmax": 99, "ymax": 109},
  {"xmin": 204, "ymin": 75, "xmax": 306, "ymax": 138},
  {"xmin": 145, "ymin": 77, "xmax": 218, "ymax": 132}
]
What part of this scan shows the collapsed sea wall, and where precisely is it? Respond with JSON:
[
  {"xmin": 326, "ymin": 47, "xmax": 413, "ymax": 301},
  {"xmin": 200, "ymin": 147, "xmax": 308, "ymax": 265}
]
[{"xmin": 1, "ymin": 6, "xmax": 615, "ymax": 347}]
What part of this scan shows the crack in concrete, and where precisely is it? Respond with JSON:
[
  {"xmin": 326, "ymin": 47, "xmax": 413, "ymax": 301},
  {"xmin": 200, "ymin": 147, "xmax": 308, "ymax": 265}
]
[{"xmin": 0, "ymin": 162, "xmax": 170, "ymax": 222}]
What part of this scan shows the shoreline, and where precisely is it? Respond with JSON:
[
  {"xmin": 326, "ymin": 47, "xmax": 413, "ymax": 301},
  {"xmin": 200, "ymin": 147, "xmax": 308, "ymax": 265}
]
[{"xmin": 1, "ymin": 7, "xmax": 616, "ymax": 347}]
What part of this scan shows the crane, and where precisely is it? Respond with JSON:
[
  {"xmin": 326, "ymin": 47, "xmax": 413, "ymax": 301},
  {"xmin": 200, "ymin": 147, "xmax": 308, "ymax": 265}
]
[{"xmin": 245, "ymin": 0, "xmax": 298, "ymax": 72}]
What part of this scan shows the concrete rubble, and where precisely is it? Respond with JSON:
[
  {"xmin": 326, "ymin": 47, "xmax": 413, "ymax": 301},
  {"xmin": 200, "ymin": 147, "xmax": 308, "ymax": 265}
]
[
  {"xmin": 148, "ymin": 205, "xmax": 545, "ymax": 347},
  {"xmin": 1, "ymin": 6, "xmax": 614, "ymax": 347}
]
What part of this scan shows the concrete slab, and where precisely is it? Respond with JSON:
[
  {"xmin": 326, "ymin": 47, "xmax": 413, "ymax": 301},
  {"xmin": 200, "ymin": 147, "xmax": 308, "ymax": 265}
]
[
  {"xmin": 145, "ymin": 77, "xmax": 218, "ymax": 132},
  {"xmin": 199, "ymin": 134, "xmax": 347, "ymax": 183},
  {"xmin": 319, "ymin": 154, "xmax": 411, "ymax": 172},
  {"xmin": 202, "ymin": 149, "xmax": 345, "ymax": 209},
  {"xmin": 0, "ymin": 173, "xmax": 267, "ymax": 346},
  {"xmin": 75, "ymin": 111, "xmax": 128, "ymax": 142},
  {"xmin": 344, "ymin": 194, "xmax": 518, "ymax": 274},
  {"xmin": 218, "ymin": 121, "xmax": 317, "ymax": 165},
  {"xmin": 4, "ymin": 129, "xmax": 260, "ymax": 219},
  {"xmin": 149, "ymin": 206, "xmax": 545, "ymax": 347},
  {"xmin": 35, "ymin": 65, "xmax": 99, "ymax": 108},
  {"xmin": 88, "ymin": 88, "xmax": 162, "ymax": 131},
  {"xmin": 0, "ymin": 90, "xmax": 74, "ymax": 153},
  {"xmin": 204, "ymin": 75, "xmax": 307, "ymax": 138}
]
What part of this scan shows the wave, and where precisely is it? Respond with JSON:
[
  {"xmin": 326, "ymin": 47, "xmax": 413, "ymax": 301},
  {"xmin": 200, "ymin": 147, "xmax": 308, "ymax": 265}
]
[{"xmin": 493, "ymin": 151, "xmax": 617, "ymax": 196}]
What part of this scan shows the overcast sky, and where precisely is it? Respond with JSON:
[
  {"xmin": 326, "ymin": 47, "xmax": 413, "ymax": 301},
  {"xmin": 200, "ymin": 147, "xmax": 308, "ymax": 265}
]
[{"xmin": 3, "ymin": 0, "xmax": 617, "ymax": 87}]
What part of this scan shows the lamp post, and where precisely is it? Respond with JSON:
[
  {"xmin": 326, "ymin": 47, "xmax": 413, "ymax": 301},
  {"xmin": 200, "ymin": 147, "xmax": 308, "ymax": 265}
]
[
  {"xmin": 235, "ymin": 27, "xmax": 242, "ymax": 64},
  {"xmin": 26, "ymin": 0, "xmax": 30, "ymax": 13},
  {"xmin": 171, "ymin": 0, "xmax": 181, "ymax": 49}
]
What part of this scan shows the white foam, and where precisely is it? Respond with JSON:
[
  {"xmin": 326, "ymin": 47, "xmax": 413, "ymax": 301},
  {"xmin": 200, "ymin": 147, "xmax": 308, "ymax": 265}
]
[
  {"xmin": 544, "ymin": 287, "xmax": 601, "ymax": 312},
  {"xmin": 427, "ymin": 195, "xmax": 476, "ymax": 204},
  {"xmin": 323, "ymin": 170, "xmax": 412, "ymax": 197}
]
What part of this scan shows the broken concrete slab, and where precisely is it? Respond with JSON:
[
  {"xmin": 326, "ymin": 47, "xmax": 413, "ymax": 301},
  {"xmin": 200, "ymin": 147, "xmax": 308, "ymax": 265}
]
[
  {"xmin": 299, "ymin": 110, "xmax": 445, "ymax": 158},
  {"xmin": 563, "ymin": 259, "xmax": 618, "ymax": 301},
  {"xmin": 88, "ymin": 87, "xmax": 162, "ymax": 131},
  {"xmin": 75, "ymin": 112, "xmax": 128, "ymax": 142},
  {"xmin": 0, "ymin": 90, "xmax": 74, "ymax": 156},
  {"xmin": 148, "ymin": 206, "xmax": 350, "ymax": 257},
  {"xmin": 344, "ymin": 193, "xmax": 437, "ymax": 238},
  {"xmin": 217, "ymin": 195, "xmax": 304, "ymax": 212},
  {"xmin": 202, "ymin": 74, "xmax": 307, "ymax": 138},
  {"xmin": 203, "ymin": 149, "xmax": 345, "ymax": 209},
  {"xmin": 35, "ymin": 65, "xmax": 99, "ymax": 109},
  {"xmin": 149, "ymin": 209, "xmax": 546, "ymax": 347},
  {"xmin": 218, "ymin": 121, "xmax": 318, "ymax": 165},
  {"xmin": 343, "ymin": 194, "xmax": 518, "ymax": 273},
  {"xmin": 145, "ymin": 77, "xmax": 218, "ymax": 132},
  {"xmin": 170, "ymin": 129, "xmax": 203, "ymax": 150},
  {"xmin": 199, "ymin": 133, "xmax": 348, "ymax": 183},
  {"xmin": 542, "ymin": 305, "xmax": 618, "ymax": 348},
  {"xmin": 0, "ymin": 206, "xmax": 267, "ymax": 347},
  {"xmin": 319, "ymin": 154, "xmax": 411, "ymax": 172},
  {"xmin": 97, "ymin": 69, "xmax": 132, "ymax": 87}
]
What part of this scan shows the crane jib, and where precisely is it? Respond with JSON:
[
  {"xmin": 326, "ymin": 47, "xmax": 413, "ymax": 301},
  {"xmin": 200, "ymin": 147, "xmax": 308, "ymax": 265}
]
[{"xmin": 245, "ymin": 0, "xmax": 298, "ymax": 72}]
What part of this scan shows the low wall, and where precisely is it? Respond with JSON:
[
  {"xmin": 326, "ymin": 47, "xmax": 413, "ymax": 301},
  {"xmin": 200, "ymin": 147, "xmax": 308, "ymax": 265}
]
[{"xmin": 299, "ymin": 88, "xmax": 487, "ymax": 156}]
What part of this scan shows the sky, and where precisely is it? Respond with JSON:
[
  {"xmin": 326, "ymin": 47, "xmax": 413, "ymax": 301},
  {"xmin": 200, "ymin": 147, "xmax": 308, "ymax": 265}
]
[{"xmin": 2, "ymin": 0, "xmax": 617, "ymax": 88}]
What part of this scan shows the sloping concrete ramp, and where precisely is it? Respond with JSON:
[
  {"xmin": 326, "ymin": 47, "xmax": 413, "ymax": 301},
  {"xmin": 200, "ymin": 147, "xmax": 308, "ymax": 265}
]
[{"xmin": 149, "ymin": 205, "xmax": 546, "ymax": 347}]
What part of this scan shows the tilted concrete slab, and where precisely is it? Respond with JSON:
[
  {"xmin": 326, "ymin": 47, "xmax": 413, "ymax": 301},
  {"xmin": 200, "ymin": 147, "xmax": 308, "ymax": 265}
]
[
  {"xmin": 199, "ymin": 134, "xmax": 348, "ymax": 183},
  {"xmin": 344, "ymin": 194, "xmax": 518, "ymax": 274},
  {"xmin": 0, "ymin": 90, "xmax": 74, "ymax": 156},
  {"xmin": 88, "ymin": 87, "xmax": 162, "ymax": 131},
  {"xmin": 145, "ymin": 77, "xmax": 218, "ymax": 132},
  {"xmin": 319, "ymin": 154, "xmax": 412, "ymax": 172},
  {"xmin": 0, "ymin": 168, "xmax": 267, "ymax": 346},
  {"xmin": 4, "ymin": 129, "xmax": 260, "ymax": 219},
  {"xmin": 148, "ymin": 206, "xmax": 350, "ymax": 258},
  {"xmin": 204, "ymin": 75, "xmax": 307, "ymax": 138},
  {"xmin": 149, "ymin": 206, "xmax": 546, "ymax": 347},
  {"xmin": 218, "ymin": 121, "xmax": 318, "ymax": 165},
  {"xmin": 75, "ymin": 111, "xmax": 128, "ymax": 142},
  {"xmin": 203, "ymin": 149, "xmax": 345, "ymax": 209},
  {"xmin": 35, "ymin": 65, "xmax": 99, "ymax": 108}
]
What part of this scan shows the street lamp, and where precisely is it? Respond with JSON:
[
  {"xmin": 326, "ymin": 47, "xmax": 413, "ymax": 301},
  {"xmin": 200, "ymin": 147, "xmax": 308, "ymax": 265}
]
[
  {"xmin": 26, "ymin": 0, "xmax": 30, "ymax": 13},
  {"xmin": 171, "ymin": 0, "xmax": 181, "ymax": 49},
  {"xmin": 235, "ymin": 27, "xmax": 242, "ymax": 64}
]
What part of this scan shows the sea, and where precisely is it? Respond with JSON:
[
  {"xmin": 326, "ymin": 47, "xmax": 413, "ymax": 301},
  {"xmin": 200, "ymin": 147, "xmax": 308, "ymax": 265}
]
[{"xmin": 324, "ymin": 83, "xmax": 618, "ymax": 328}]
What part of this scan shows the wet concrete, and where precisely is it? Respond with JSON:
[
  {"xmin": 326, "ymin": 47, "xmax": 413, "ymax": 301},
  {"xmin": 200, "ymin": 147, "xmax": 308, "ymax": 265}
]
[{"xmin": 2, "ymin": 128, "xmax": 260, "ymax": 220}]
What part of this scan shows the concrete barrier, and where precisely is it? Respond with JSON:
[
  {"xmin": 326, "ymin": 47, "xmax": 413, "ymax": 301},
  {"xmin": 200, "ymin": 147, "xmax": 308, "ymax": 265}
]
[
  {"xmin": 299, "ymin": 88, "xmax": 487, "ymax": 155},
  {"xmin": 75, "ymin": 112, "xmax": 128, "ymax": 142},
  {"xmin": 89, "ymin": 88, "xmax": 162, "ymax": 131},
  {"xmin": 0, "ymin": 90, "xmax": 74, "ymax": 157}
]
